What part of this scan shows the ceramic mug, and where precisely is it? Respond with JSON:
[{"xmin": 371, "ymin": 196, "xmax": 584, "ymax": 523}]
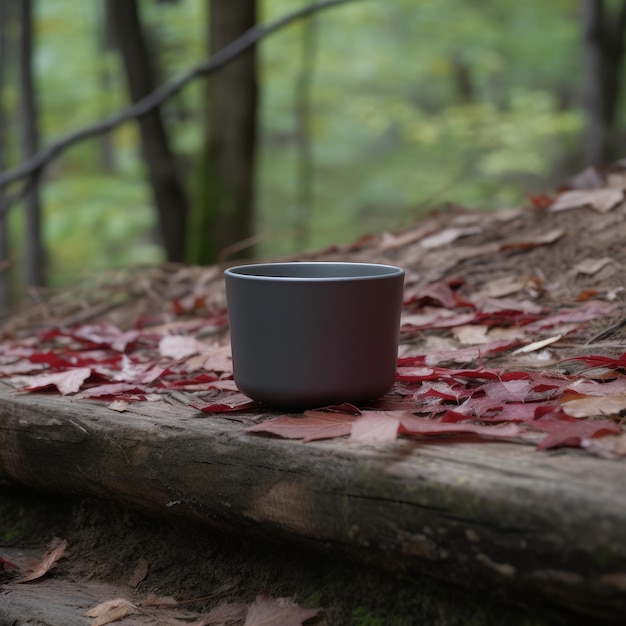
[{"xmin": 224, "ymin": 262, "xmax": 405, "ymax": 407}]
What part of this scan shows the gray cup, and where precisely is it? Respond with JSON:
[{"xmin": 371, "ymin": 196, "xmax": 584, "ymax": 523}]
[{"xmin": 224, "ymin": 262, "xmax": 405, "ymax": 407}]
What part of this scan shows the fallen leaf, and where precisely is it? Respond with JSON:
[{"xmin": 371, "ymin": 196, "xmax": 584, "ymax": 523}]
[
  {"xmin": 419, "ymin": 226, "xmax": 482, "ymax": 250},
  {"xmin": 451, "ymin": 324, "xmax": 490, "ymax": 345},
  {"xmin": 84, "ymin": 598, "xmax": 138, "ymax": 626},
  {"xmin": 549, "ymin": 188, "xmax": 624, "ymax": 213},
  {"xmin": 350, "ymin": 412, "xmax": 401, "ymax": 444},
  {"xmin": 0, "ymin": 555, "xmax": 19, "ymax": 571},
  {"xmin": 18, "ymin": 538, "xmax": 69, "ymax": 583},
  {"xmin": 561, "ymin": 394, "xmax": 626, "ymax": 418},
  {"xmin": 399, "ymin": 414, "xmax": 522, "ymax": 441},
  {"xmin": 19, "ymin": 368, "xmax": 91, "ymax": 395},
  {"xmin": 128, "ymin": 558, "xmax": 148, "ymax": 588},
  {"xmin": 572, "ymin": 257, "xmax": 615, "ymax": 276},
  {"xmin": 159, "ymin": 335, "xmax": 210, "ymax": 360},
  {"xmin": 500, "ymin": 228, "xmax": 564, "ymax": 251},
  {"xmin": 482, "ymin": 379, "xmax": 534, "ymax": 403},
  {"xmin": 246, "ymin": 411, "xmax": 356, "ymax": 442},
  {"xmin": 529, "ymin": 418, "xmax": 620, "ymax": 450},
  {"xmin": 75, "ymin": 382, "xmax": 146, "ymax": 400},
  {"xmin": 483, "ymin": 276, "xmax": 527, "ymax": 298},
  {"xmin": 243, "ymin": 591, "xmax": 321, "ymax": 626},
  {"xmin": 403, "ymin": 279, "xmax": 471, "ymax": 309},
  {"xmin": 0, "ymin": 555, "xmax": 19, "ymax": 580},
  {"xmin": 192, "ymin": 392, "xmax": 259, "ymax": 413}
]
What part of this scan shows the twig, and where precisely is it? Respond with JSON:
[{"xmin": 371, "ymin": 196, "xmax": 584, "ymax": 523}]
[
  {"xmin": 0, "ymin": 0, "xmax": 358, "ymax": 219},
  {"xmin": 585, "ymin": 316, "xmax": 626, "ymax": 344}
]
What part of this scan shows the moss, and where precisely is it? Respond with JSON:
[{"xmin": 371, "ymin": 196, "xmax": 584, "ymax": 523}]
[
  {"xmin": 301, "ymin": 590, "xmax": 322, "ymax": 608},
  {"xmin": 347, "ymin": 607, "xmax": 407, "ymax": 626}
]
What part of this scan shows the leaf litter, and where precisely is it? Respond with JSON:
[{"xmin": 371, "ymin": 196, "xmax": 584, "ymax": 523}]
[
  {"xmin": 3, "ymin": 164, "xmax": 626, "ymax": 459},
  {"xmin": 4, "ymin": 163, "xmax": 626, "ymax": 624},
  {"xmin": 83, "ymin": 589, "xmax": 320, "ymax": 626}
]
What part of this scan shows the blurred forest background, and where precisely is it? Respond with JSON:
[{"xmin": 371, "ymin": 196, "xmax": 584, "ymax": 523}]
[{"xmin": 0, "ymin": 0, "xmax": 625, "ymax": 316}]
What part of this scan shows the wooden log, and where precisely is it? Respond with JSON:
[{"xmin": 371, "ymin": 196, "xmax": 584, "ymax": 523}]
[{"xmin": 1, "ymin": 387, "xmax": 626, "ymax": 620}]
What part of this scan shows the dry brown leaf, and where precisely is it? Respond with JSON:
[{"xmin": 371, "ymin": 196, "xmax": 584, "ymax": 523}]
[
  {"xmin": 484, "ymin": 275, "xmax": 527, "ymax": 298},
  {"xmin": 572, "ymin": 257, "xmax": 615, "ymax": 276},
  {"xmin": 500, "ymin": 228, "xmax": 564, "ymax": 251},
  {"xmin": 419, "ymin": 226, "xmax": 482, "ymax": 250},
  {"xmin": 451, "ymin": 325, "xmax": 490, "ymax": 345},
  {"xmin": 562, "ymin": 393, "xmax": 626, "ymax": 419},
  {"xmin": 127, "ymin": 557, "xmax": 148, "ymax": 588},
  {"xmin": 549, "ymin": 188, "xmax": 624, "ymax": 213},
  {"xmin": 18, "ymin": 538, "xmax": 69, "ymax": 583},
  {"xmin": 84, "ymin": 598, "xmax": 138, "ymax": 626},
  {"xmin": 243, "ymin": 592, "xmax": 321, "ymax": 626}
]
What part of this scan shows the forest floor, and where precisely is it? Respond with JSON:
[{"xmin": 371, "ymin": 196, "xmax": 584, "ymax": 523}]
[{"xmin": 2, "ymin": 161, "xmax": 626, "ymax": 626}]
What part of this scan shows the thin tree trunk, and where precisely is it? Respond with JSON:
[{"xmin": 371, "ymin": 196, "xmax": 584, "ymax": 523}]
[
  {"xmin": 17, "ymin": 0, "xmax": 45, "ymax": 288},
  {"xmin": 106, "ymin": 0, "xmax": 188, "ymax": 263},
  {"xmin": 95, "ymin": 2, "xmax": 116, "ymax": 174},
  {"xmin": 188, "ymin": 0, "xmax": 257, "ymax": 264},
  {"xmin": 294, "ymin": 12, "xmax": 317, "ymax": 252},
  {"xmin": 581, "ymin": 0, "xmax": 626, "ymax": 165},
  {"xmin": 0, "ymin": 0, "xmax": 11, "ymax": 313}
]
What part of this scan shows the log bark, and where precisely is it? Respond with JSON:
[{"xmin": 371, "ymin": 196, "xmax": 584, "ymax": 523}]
[{"xmin": 1, "ymin": 386, "xmax": 626, "ymax": 620}]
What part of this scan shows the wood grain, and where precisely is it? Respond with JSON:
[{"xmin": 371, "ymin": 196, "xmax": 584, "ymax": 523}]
[{"xmin": 1, "ymin": 387, "xmax": 625, "ymax": 619}]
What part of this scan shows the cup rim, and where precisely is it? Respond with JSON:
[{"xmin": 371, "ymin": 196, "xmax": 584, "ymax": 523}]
[{"xmin": 224, "ymin": 261, "xmax": 404, "ymax": 282}]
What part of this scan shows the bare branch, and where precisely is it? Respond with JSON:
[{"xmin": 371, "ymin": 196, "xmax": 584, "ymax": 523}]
[{"xmin": 0, "ymin": 0, "xmax": 358, "ymax": 215}]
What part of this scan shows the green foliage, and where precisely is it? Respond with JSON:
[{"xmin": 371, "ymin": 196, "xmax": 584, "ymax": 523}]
[
  {"xmin": 347, "ymin": 606, "xmax": 406, "ymax": 626},
  {"xmin": 1, "ymin": 0, "xmax": 608, "ymax": 286}
]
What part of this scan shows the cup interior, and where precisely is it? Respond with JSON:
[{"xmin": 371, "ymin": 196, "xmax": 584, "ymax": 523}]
[{"xmin": 225, "ymin": 262, "xmax": 403, "ymax": 281}]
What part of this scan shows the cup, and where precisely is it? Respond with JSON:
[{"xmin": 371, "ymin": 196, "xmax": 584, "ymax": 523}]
[{"xmin": 224, "ymin": 262, "xmax": 405, "ymax": 407}]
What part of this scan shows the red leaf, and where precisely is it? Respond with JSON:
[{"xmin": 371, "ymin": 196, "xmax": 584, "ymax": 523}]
[
  {"xmin": 529, "ymin": 418, "xmax": 620, "ymax": 450},
  {"xmin": 192, "ymin": 392, "xmax": 259, "ymax": 413},
  {"xmin": 398, "ymin": 414, "xmax": 522, "ymax": 440},
  {"xmin": 0, "ymin": 555, "xmax": 19, "ymax": 575},
  {"xmin": 527, "ymin": 301, "xmax": 617, "ymax": 331},
  {"xmin": 74, "ymin": 383, "xmax": 146, "ymax": 400},
  {"xmin": 527, "ymin": 193, "xmax": 555, "ymax": 208},
  {"xmin": 403, "ymin": 279, "xmax": 472, "ymax": 309},
  {"xmin": 482, "ymin": 379, "xmax": 533, "ymax": 403},
  {"xmin": 19, "ymin": 367, "xmax": 92, "ymax": 395},
  {"xmin": 245, "ymin": 411, "xmax": 356, "ymax": 442}
]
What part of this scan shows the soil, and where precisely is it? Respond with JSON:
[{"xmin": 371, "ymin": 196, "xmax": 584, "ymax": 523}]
[
  {"xmin": 1, "ymin": 485, "xmax": 573, "ymax": 626},
  {"xmin": 2, "ymin": 162, "xmax": 626, "ymax": 625}
]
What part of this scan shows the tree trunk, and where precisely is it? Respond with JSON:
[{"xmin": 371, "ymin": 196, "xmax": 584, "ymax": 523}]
[
  {"xmin": 294, "ymin": 13, "xmax": 317, "ymax": 252},
  {"xmin": 95, "ymin": 3, "xmax": 117, "ymax": 174},
  {"xmin": 581, "ymin": 0, "xmax": 626, "ymax": 165},
  {"xmin": 188, "ymin": 0, "xmax": 258, "ymax": 265},
  {"xmin": 17, "ymin": 0, "xmax": 45, "ymax": 288},
  {"xmin": 106, "ymin": 0, "xmax": 188, "ymax": 263},
  {"xmin": 0, "ymin": 0, "xmax": 11, "ymax": 314}
]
